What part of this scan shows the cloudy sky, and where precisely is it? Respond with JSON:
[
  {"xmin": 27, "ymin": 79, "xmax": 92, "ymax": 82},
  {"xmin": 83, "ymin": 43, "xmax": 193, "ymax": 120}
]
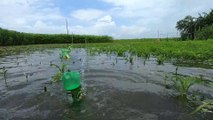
[{"xmin": 0, "ymin": 0, "xmax": 212, "ymax": 39}]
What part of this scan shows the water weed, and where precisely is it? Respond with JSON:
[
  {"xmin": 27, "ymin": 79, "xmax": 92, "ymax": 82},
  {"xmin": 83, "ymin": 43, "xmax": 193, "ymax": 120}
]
[
  {"xmin": 0, "ymin": 67, "xmax": 8, "ymax": 87},
  {"xmin": 171, "ymin": 76, "xmax": 204, "ymax": 97},
  {"xmin": 192, "ymin": 100, "xmax": 213, "ymax": 114},
  {"xmin": 50, "ymin": 63, "xmax": 67, "ymax": 82}
]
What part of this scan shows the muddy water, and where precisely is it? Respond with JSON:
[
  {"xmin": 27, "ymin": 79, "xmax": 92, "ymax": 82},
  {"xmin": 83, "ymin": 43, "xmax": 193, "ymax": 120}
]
[{"xmin": 0, "ymin": 49, "xmax": 212, "ymax": 120}]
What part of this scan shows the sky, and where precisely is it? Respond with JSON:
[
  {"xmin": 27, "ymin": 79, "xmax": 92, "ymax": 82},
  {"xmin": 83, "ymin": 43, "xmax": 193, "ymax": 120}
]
[{"xmin": 0, "ymin": 0, "xmax": 213, "ymax": 39}]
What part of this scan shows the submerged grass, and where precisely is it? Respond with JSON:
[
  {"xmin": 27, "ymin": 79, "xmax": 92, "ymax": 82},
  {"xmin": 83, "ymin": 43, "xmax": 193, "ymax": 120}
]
[
  {"xmin": 0, "ymin": 67, "xmax": 8, "ymax": 87},
  {"xmin": 192, "ymin": 100, "xmax": 213, "ymax": 114}
]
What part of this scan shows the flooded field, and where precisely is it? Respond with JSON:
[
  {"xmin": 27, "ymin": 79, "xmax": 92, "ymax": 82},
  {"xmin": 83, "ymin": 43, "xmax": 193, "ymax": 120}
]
[{"xmin": 0, "ymin": 48, "xmax": 213, "ymax": 120}]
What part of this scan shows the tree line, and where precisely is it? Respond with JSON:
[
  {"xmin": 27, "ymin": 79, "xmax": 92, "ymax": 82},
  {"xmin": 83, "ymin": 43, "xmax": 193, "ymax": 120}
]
[
  {"xmin": 0, "ymin": 28, "xmax": 113, "ymax": 46},
  {"xmin": 176, "ymin": 9, "xmax": 213, "ymax": 40}
]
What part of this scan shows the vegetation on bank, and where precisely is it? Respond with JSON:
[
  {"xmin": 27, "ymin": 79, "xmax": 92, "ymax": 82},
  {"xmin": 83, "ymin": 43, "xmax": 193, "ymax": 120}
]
[
  {"xmin": 0, "ymin": 28, "xmax": 113, "ymax": 46},
  {"xmin": 1, "ymin": 39, "xmax": 213, "ymax": 65},
  {"xmin": 82, "ymin": 40, "xmax": 213, "ymax": 64}
]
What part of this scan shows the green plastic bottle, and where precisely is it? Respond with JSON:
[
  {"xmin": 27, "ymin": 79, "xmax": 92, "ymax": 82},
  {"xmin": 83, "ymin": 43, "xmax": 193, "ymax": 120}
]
[
  {"xmin": 60, "ymin": 49, "xmax": 71, "ymax": 60},
  {"xmin": 62, "ymin": 71, "xmax": 81, "ymax": 91}
]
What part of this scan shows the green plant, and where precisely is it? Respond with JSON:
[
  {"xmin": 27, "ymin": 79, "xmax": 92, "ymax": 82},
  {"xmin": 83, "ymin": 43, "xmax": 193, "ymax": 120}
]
[
  {"xmin": 0, "ymin": 27, "xmax": 113, "ymax": 46},
  {"xmin": 194, "ymin": 80, "xmax": 213, "ymax": 113},
  {"xmin": 210, "ymin": 82, "xmax": 213, "ymax": 87},
  {"xmin": 171, "ymin": 76, "xmax": 204, "ymax": 97},
  {"xmin": 50, "ymin": 63, "xmax": 67, "ymax": 73},
  {"xmin": 141, "ymin": 52, "xmax": 150, "ymax": 65},
  {"xmin": 52, "ymin": 72, "xmax": 63, "ymax": 82},
  {"xmin": 196, "ymin": 25, "xmax": 213, "ymax": 40},
  {"xmin": 0, "ymin": 67, "xmax": 8, "ymax": 87},
  {"xmin": 24, "ymin": 73, "xmax": 29, "ymax": 82},
  {"xmin": 175, "ymin": 66, "xmax": 178, "ymax": 75},
  {"xmin": 157, "ymin": 55, "xmax": 165, "ymax": 65},
  {"xmin": 164, "ymin": 74, "xmax": 171, "ymax": 89},
  {"xmin": 192, "ymin": 100, "xmax": 213, "ymax": 114},
  {"xmin": 191, "ymin": 82, "xmax": 213, "ymax": 114},
  {"xmin": 50, "ymin": 63, "xmax": 67, "ymax": 82},
  {"xmin": 129, "ymin": 56, "xmax": 134, "ymax": 65}
]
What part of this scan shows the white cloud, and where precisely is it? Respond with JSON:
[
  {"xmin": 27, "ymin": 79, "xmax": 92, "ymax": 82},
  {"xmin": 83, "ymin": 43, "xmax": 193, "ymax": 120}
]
[
  {"xmin": 69, "ymin": 15, "xmax": 148, "ymax": 38},
  {"xmin": 103, "ymin": 0, "xmax": 173, "ymax": 18},
  {"xmin": 0, "ymin": 0, "xmax": 65, "ymax": 33},
  {"xmin": 71, "ymin": 9, "xmax": 105, "ymax": 21},
  {"xmin": 92, "ymin": 15, "xmax": 116, "ymax": 35},
  {"xmin": 97, "ymin": 15, "xmax": 113, "ymax": 23},
  {"xmin": 120, "ymin": 25, "xmax": 146, "ymax": 36},
  {"xmin": 70, "ymin": 15, "xmax": 116, "ymax": 35},
  {"xmin": 0, "ymin": 0, "xmax": 213, "ymax": 39},
  {"xmin": 101, "ymin": 0, "xmax": 213, "ymax": 38},
  {"xmin": 33, "ymin": 20, "xmax": 65, "ymax": 34}
]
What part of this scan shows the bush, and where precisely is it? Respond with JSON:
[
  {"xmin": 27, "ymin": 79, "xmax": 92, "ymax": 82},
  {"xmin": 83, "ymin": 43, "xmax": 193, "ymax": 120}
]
[{"xmin": 196, "ymin": 25, "xmax": 213, "ymax": 40}]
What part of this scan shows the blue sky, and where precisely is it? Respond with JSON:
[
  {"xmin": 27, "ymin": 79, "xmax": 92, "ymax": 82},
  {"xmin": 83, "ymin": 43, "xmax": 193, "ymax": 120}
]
[{"xmin": 0, "ymin": 0, "xmax": 213, "ymax": 39}]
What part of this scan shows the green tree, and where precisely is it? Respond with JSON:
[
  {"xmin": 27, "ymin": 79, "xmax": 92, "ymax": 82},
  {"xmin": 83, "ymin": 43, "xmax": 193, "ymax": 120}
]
[
  {"xmin": 176, "ymin": 15, "xmax": 196, "ymax": 40},
  {"xmin": 176, "ymin": 9, "xmax": 213, "ymax": 40}
]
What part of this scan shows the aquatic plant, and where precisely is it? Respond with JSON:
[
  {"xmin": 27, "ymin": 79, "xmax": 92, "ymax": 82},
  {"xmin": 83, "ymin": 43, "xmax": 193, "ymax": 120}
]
[
  {"xmin": 142, "ymin": 52, "xmax": 150, "ymax": 65},
  {"xmin": 24, "ymin": 73, "xmax": 29, "ymax": 82},
  {"xmin": 210, "ymin": 82, "xmax": 213, "ymax": 87},
  {"xmin": 129, "ymin": 56, "xmax": 134, "ymax": 65},
  {"xmin": 44, "ymin": 86, "xmax": 47, "ymax": 92},
  {"xmin": 191, "ymin": 82, "xmax": 213, "ymax": 114},
  {"xmin": 50, "ymin": 63, "xmax": 67, "ymax": 73},
  {"xmin": 115, "ymin": 57, "xmax": 118, "ymax": 64},
  {"xmin": 157, "ymin": 55, "xmax": 166, "ymax": 65},
  {"xmin": 171, "ymin": 76, "xmax": 204, "ymax": 97},
  {"xmin": 124, "ymin": 57, "xmax": 129, "ymax": 64},
  {"xmin": 192, "ymin": 100, "xmax": 213, "ymax": 114},
  {"xmin": 164, "ymin": 66, "xmax": 205, "ymax": 97},
  {"xmin": 66, "ymin": 86, "xmax": 85, "ymax": 103},
  {"xmin": 164, "ymin": 74, "xmax": 171, "ymax": 89},
  {"xmin": 0, "ymin": 67, "xmax": 8, "ymax": 87},
  {"xmin": 175, "ymin": 66, "xmax": 178, "ymax": 75},
  {"xmin": 50, "ymin": 63, "xmax": 67, "ymax": 82}
]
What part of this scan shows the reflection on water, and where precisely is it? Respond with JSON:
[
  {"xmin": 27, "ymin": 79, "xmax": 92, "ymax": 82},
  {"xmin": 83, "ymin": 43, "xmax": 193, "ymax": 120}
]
[{"xmin": 0, "ymin": 48, "xmax": 212, "ymax": 120}]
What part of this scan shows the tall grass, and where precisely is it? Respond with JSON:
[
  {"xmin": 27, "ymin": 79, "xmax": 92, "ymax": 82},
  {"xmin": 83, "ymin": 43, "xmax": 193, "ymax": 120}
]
[{"xmin": 0, "ymin": 27, "xmax": 113, "ymax": 46}]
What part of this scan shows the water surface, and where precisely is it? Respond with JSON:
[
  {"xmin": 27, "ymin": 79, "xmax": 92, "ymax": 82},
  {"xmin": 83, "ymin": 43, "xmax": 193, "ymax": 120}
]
[{"xmin": 0, "ymin": 48, "xmax": 212, "ymax": 120}]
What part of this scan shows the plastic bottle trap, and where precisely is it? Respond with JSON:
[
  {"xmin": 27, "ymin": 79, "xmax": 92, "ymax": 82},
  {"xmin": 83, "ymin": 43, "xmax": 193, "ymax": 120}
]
[{"xmin": 60, "ymin": 48, "xmax": 84, "ymax": 103}]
